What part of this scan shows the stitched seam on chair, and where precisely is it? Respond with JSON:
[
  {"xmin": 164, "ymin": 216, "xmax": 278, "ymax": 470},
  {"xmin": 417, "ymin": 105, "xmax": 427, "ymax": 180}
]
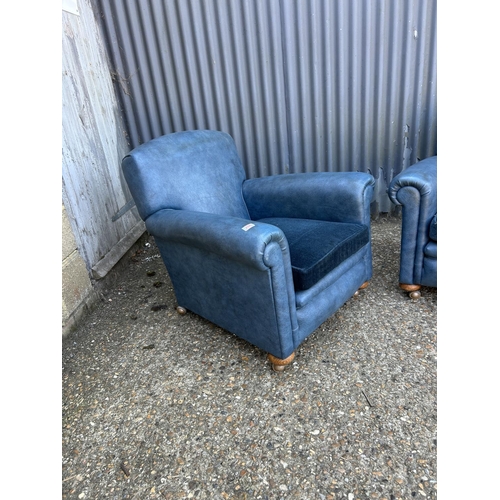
[
  {"xmin": 240, "ymin": 183, "xmax": 252, "ymax": 220},
  {"xmin": 264, "ymin": 240, "xmax": 296, "ymax": 357},
  {"xmin": 414, "ymin": 192, "xmax": 428, "ymax": 284},
  {"xmin": 362, "ymin": 176, "xmax": 375, "ymax": 217},
  {"xmin": 268, "ymin": 251, "xmax": 286, "ymax": 358},
  {"xmin": 399, "ymin": 186, "xmax": 422, "ymax": 284}
]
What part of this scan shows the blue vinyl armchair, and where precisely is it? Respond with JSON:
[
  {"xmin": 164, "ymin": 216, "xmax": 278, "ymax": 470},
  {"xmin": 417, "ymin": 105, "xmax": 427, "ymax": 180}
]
[
  {"xmin": 388, "ymin": 156, "xmax": 437, "ymax": 299},
  {"xmin": 122, "ymin": 130, "xmax": 375, "ymax": 370}
]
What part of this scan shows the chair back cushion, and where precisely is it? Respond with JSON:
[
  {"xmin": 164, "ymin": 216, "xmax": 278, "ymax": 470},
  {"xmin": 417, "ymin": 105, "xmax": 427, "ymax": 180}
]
[
  {"xmin": 259, "ymin": 218, "xmax": 369, "ymax": 291},
  {"xmin": 122, "ymin": 130, "xmax": 250, "ymax": 220}
]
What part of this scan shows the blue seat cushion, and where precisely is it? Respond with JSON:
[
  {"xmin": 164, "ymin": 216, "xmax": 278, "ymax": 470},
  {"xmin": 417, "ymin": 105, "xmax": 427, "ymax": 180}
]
[{"xmin": 258, "ymin": 217, "xmax": 369, "ymax": 291}]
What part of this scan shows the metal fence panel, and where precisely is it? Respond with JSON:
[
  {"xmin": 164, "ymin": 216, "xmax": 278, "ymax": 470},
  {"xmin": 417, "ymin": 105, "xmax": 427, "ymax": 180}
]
[{"xmin": 97, "ymin": 0, "xmax": 437, "ymax": 211}]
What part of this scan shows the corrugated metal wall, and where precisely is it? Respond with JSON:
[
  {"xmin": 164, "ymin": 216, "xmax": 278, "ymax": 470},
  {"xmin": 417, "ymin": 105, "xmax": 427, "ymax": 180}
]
[{"xmin": 97, "ymin": 0, "xmax": 436, "ymax": 212}]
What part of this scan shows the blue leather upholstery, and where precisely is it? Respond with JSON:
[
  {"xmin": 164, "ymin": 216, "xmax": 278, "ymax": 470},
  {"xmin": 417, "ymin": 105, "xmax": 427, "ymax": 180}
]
[
  {"xmin": 388, "ymin": 156, "xmax": 437, "ymax": 291},
  {"xmin": 122, "ymin": 130, "xmax": 375, "ymax": 365}
]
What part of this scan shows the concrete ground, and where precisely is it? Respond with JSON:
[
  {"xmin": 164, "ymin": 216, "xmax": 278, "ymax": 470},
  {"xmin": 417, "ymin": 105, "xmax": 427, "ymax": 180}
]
[{"xmin": 62, "ymin": 216, "xmax": 437, "ymax": 500}]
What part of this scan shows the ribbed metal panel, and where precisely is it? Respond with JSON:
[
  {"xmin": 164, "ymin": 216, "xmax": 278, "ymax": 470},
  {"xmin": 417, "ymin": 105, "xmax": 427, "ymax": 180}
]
[{"xmin": 97, "ymin": 0, "xmax": 437, "ymax": 211}]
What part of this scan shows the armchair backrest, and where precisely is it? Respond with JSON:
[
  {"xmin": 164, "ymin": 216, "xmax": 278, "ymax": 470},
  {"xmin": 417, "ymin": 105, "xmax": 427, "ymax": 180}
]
[{"xmin": 122, "ymin": 130, "xmax": 250, "ymax": 221}]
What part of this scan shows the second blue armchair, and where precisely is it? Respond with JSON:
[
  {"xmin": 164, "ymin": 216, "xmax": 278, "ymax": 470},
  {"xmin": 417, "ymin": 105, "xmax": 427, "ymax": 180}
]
[
  {"xmin": 122, "ymin": 130, "xmax": 375, "ymax": 370},
  {"xmin": 388, "ymin": 156, "xmax": 437, "ymax": 299}
]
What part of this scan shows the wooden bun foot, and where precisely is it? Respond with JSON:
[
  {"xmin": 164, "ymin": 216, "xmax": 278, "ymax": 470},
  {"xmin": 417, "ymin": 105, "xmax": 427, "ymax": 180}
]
[
  {"xmin": 354, "ymin": 281, "xmax": 369, "ymax": 296},
  {"xmin": 268, "ymin": 352, "xmax": 295, "ymax": 372},
  {"xmin": 400, "ymin": 284, "xmax": 421, "ymax": 300}
]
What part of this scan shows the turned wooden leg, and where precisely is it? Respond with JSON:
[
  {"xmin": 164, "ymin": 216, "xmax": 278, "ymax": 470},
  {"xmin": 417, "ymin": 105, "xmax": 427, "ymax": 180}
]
[
  {"xmin": 354, "ymin": 281, "xmax": 369, "ymax": 297},
  {"xmin": 400, "ymin": 284, "xmax": 421, "ymax": 300},
  {"xmin": 176, "ymin": 306, "xmax": 187, "ymax": 315},
  {"xmin": 267, "ymin": 352, "xmax": 295, "ymax": 372}
]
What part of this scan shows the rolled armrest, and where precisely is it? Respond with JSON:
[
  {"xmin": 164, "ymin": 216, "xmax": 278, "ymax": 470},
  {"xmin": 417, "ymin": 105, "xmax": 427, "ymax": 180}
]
[
  {"xmin": 388, "ymin": 156, "xmax": 437, "ymax": 217},
  {"xmin": 242, "ymin": 172, "xmax": 375, "ymax": 224},
  {"xmin": 145, "ymin": 209, "xmax": 289, "ymax": 271}
]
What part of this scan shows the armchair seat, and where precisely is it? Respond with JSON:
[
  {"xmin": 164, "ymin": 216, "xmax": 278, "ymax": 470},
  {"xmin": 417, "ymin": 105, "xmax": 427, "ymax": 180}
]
[
  {"xmin": 258, "ymin": 218, "xmax": 369, "ymax": 291},
  {"xmin": 122, "ymin": 130, "xmax": 375, "ymax": 370}
]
